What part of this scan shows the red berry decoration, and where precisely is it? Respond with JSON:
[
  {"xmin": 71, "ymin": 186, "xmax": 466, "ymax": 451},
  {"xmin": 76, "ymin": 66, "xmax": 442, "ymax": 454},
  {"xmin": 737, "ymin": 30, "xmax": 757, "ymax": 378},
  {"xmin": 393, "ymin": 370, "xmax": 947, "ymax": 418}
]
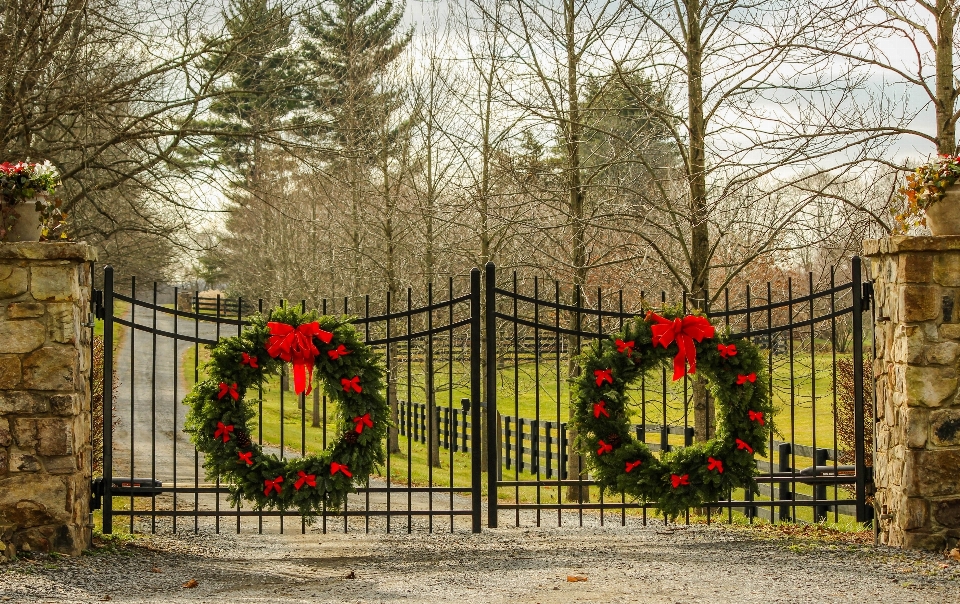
[{"xmin": 571, "ymin": 310, "xmax": 773, "ymax": 517}]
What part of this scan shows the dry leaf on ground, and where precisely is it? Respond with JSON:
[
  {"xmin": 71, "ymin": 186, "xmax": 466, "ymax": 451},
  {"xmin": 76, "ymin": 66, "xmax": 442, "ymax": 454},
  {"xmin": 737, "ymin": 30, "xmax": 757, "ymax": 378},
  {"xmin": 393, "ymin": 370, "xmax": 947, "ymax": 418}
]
[
  {"xmin": 182, "ymin": 579, "xmax": 199, "ymax": 588},
  {"xmin": 566, "ymin": 575, "xmax": 588, "ymax": 582},
  {"xmin": 948, "ymin": 548, "xmax": 960, "ymax": 562}
]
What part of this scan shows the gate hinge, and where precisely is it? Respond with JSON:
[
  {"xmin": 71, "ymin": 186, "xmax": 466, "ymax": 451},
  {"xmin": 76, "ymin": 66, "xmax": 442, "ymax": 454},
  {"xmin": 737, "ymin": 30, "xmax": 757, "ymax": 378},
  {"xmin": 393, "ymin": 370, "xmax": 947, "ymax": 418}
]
[
  {"xmin": 861, "ymin": 282, "xmax": 874, "ymax": 311},
  {"xmin": 92, "ymin": 289, "xmax": 104, "ymax": 320}
]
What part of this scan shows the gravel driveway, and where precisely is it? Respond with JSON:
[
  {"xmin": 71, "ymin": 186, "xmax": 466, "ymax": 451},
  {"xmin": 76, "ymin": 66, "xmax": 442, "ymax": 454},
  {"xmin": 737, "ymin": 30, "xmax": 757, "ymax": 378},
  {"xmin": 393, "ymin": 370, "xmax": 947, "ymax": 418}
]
[{"xmin": 1, "ymin": 522, "xmax": 957, "ymax": 603}]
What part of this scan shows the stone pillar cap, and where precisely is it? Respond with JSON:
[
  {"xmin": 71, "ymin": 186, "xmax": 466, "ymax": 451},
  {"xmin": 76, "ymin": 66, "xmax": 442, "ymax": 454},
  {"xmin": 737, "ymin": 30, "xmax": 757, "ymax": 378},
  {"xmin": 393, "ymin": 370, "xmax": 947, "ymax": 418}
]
[{"xmin": 0, "ymin": 242, "xmax": 97, "ymax": 261}]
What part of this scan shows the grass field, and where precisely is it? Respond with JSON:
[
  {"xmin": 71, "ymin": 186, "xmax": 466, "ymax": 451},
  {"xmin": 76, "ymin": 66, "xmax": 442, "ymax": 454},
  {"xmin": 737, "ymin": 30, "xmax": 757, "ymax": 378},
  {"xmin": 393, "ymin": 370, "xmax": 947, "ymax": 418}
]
[{"xmin": 179, "ymin": 339, "xmax": 862, "ymax": 526}]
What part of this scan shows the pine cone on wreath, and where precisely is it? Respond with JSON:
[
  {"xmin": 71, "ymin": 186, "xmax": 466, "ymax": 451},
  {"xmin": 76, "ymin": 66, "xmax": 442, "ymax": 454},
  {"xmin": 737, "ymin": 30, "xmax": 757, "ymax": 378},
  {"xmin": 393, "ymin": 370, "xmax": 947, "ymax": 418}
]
[
  {"xmin": 235, "ymin": 430, "xmax": 252, "ymax": 449},
  {"xmin": 606, "ymin": 433, "xmax": 622, "ymax": 448},
  {"xmin": 343, "ymin": 431, "xmax": 359, "ymax": 445}
]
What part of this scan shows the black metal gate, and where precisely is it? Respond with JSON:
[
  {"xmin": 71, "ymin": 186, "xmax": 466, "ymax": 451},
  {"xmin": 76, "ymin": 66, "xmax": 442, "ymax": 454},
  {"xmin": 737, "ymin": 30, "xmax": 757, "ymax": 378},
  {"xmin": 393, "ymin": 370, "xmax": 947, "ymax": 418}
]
[{"xmin": 95, "ymin": 259, "xmax": 873, "ymax": 534}]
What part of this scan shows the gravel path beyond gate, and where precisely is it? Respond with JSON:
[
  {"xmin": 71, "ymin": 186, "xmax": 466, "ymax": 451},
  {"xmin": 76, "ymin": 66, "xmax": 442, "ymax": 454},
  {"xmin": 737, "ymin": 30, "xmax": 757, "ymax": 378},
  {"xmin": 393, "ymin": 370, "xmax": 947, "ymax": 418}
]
[{"xmin": 1, "ymin": 524, "xmax": 958, "ymax": 603}]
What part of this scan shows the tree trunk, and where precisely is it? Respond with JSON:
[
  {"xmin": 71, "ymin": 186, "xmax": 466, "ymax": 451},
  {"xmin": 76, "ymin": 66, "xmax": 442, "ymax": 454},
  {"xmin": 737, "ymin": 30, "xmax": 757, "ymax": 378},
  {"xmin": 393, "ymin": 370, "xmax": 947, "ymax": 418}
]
[{"xmin": 935, "ymin": 0, "xmax": 957, "ymax": 155}]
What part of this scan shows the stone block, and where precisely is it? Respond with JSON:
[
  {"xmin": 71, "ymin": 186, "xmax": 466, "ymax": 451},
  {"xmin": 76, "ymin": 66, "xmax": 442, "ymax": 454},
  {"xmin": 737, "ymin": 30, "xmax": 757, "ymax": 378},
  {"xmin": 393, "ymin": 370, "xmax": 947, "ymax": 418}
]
[
  {"xmin": 29, "ymin": 265, "xmax": 78, "ymax": 302},
  {"xmin": 926, "ymin": 341, "xmax": 960, "ymax": 365},
  {"xmin": 9, "ymin": 449, "xmax": 40, "ymax": 473},
  {"xmin": 900, "ymin": 285, "xmax": 940, "ymax": 322},
  {"xmin": 900, "ymin": 253, "xmax": 934, "ymax": 283},
  {"xmin": 0, "ymin": 449, "xmax": 6, "ymax": 475},
  {"xmin": 0, "ymin": 319, "xmax": 44, "ymax": 354},
  {"xmin": 5, "ymin": 302, "xmax": 43, "ymax": 319},
  {"xmin": 943, "ymin": 324, "xmax": 960, "ymax": 340},
  {"xmin": 0, "ymin": 474, "xmax": 72, "ymax": 526},
  {"xmin": 893, "ymin": 325, "xmax": 924, "ymax": 364},
  {"xmin": 935, "ymin": 253, "xmax": 960, "ymax": 287},
  {"xmin": 0, "ymin": 355, "xmax": 20, "ymax": 389},
  {"xmin": 898, "ymin": 496, "xmax": 929, "ymax": 530},
  {"xmin": 933, "ymin": 498, "xmax": 960, "ymax": 528},
  {"xmin": 905, "ymin": 366, "xmax": 958, "ymax": 407},
  {"xmin": 21, "ymin": 346, "xmax": 76, "ymax": 391},
  {"xmin": 44, "ymin": 303, "xmax": 75, "ymax": 345},
  {"xmin": 48, "ymin": 394, "xmax": 80, "ymax": 416},
  {"xmin": 903, "ymin": 449, "xmax": 960, "ymax": 497},
  {"xmin": 901, "ymin": 531, "xmax": 946, "ymax": 550},
  {"xmin": 42, "ymin": 455, "xmax": 78, "ymax": 474},
  {"xmin": 0, "ymin": 391, "xmax": 49, "ymax": 414},
  {"xmin": 902, "ymin": 407, "xmax": 928, "ymax": 449},
  {"xmin": 931, "ymin": 410, "xmax": 960, "ymax": 447},
  {"xmin": 0, "ymin": 266, "xmax": 27, "ymax": 299},
  {"xmin": 37, "ymin": 419, "xmax": 72, "ymax": 456},
  {"xmin": 12, "ymin": 419, "xmax": 37, "ymax": 449},
  {"xmin": 0, "ymin": 420, "xmax": 10, "ymax": 447}
]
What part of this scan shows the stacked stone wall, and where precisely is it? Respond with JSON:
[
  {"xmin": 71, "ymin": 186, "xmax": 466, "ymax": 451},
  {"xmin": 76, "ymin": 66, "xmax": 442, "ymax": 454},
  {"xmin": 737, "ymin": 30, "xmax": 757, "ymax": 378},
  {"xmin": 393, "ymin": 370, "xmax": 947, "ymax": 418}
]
[
  {"xmin": 866, "ymin": 236, "xmax": 960, "ymax": 550},
  {"xmin": 0, "ymin": 243, "xmax": 96, "ymax": 557}
]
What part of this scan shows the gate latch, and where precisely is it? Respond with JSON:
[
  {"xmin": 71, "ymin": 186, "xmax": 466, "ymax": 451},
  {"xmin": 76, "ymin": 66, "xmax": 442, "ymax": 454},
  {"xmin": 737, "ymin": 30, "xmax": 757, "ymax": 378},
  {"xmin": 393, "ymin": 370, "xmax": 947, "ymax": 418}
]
[{"xmin": 861, "ymin": 282, "xmax": 874, "ymax": 311}]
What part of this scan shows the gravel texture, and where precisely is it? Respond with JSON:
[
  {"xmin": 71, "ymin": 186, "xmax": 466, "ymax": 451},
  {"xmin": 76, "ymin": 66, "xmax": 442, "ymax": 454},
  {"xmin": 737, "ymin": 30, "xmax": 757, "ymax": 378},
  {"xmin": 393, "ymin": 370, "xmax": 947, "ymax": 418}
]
[{"xmin": 1, "ymin": 519, "xmax": 958, "ymax": 604}]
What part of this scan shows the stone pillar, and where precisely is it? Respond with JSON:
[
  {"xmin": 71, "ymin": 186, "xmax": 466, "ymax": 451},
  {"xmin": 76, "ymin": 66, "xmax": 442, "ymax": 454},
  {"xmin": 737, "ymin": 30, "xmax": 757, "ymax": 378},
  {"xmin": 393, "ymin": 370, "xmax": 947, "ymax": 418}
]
[
  {"xmin": 0, "ymin": 243, "xmax": 97, "ymax": 557},
  {"xmin": 866, "ymin": 236, "xmax": 960, "ymax": 550}
]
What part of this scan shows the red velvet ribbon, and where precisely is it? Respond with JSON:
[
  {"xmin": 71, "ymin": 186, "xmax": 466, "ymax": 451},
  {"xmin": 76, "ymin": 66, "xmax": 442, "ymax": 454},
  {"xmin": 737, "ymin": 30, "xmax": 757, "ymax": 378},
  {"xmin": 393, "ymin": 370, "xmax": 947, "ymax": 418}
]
[
  {"xmin": 594, "ymin": 369, "xmax": 613, "ymax": 387},
  {"xmin": 625, "ymin": 460, "xmax": 642, "ymax": 473},
  {"xmin": 217, "ymin": 382, "xmax": 239, "ymax": 401},
  {"xmin": 671, "ymin": 474, "xmax": 690, "ymax": 488},
  {"xmin": 717, "ymin": 344, "xmax": 737, "ymax": 358},
  {"xmin": 266, "ymin": 321, "xmax": 333, "ymax": 395},
  {"xmin": 328, "ymin": 344, "xmax": 350, "ymax": 360},
  {"xmin": 294, "ymin": 471, "xmax": 316, "ymax": 490},
  {"xmin": 748, "ymin": 410, "xmax": 765, "ymax": 425},
  {"xmin": 615, "ymin": 339, "xmax": 635, "ymax": 357},
  {"xmin": 263, "ymin": 476, "xmax": 283, "ymax": 496},
  {"xmin": 353, "ymin": 413, "xmax": 373, "ymax": 433},
  {"xmin": 645, "ymin": 311, "xmax": 715, "ymax": 381},
  {"xmin": 238, "ymin": 451, "xmax": 253, "ymax": 466},
  {"xmin": 596, "ymin": 439, "xmax": 613, "ymax": 455},
  {"xmin": 341, "ymin": 376, "xmax": 362, "ymax": 393},
  {"xmin": 331, "ymin": 462, "xmax": 352, "ymax": 478},
  {"xmin": 736, "ymin": 373, "xmax": 757, "ymax": 385},
  {"xmin": 707, "ymin": 457, "xmax": 723, "ymax": 473},
  {"xmin": 736, "ymin": 438, "xmax": 754, "ymax": 454},
  {"xmin": 593, "ymin": 401, "xmax": 609, "ymax": 419},
  {"xmin": 214, "ymin": 421, "xmax": 234, "ymax": 443},
  {"xmin": 240, "ymin": 352, "xmax": 259, "ymax": 368}
]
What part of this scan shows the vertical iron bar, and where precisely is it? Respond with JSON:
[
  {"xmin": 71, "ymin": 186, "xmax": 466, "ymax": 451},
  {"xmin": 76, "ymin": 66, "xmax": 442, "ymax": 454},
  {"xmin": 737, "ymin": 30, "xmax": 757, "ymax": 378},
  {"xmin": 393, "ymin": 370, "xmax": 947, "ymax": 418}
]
[
  {"xmin": 470, "ymin": 267, "xmax": 482, "ymax": 533},
  {"xmin": 485, "ymin": 262, "xmax": 498, "ymax": 528},
  {"xmin": 852, "ymin": 257, "xmax": 867, "ymax": 522},
  {"xmin": 102, "ymin": 267, "xmax": 115, "ymax": 534}
]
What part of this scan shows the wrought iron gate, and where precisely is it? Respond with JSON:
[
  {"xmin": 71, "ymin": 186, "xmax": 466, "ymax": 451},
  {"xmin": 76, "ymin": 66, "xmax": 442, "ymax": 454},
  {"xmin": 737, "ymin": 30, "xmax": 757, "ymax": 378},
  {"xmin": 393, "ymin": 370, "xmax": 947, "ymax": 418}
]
[{"xmin": 95, "ymin": 259, "xmax": 873, "ymax": 534}]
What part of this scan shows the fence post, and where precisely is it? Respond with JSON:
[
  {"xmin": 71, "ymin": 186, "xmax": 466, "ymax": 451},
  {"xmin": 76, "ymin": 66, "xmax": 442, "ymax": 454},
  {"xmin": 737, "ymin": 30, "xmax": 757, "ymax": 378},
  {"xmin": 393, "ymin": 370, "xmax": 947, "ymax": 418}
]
[
  {"xmin": 814, "ymin": 448, "xmax": 829, "ymax": 522},
  {"xmin": 778, "ymin": 442, "xmax": 791, "ymax": 522},
  {"xmin": 559, "ymin": 423, "xmax": 568, "ymax": 480},
  {"xmin": 470, "ymin": 269, "xmax": 482, "ymax": 533},
  {"xmin": 102, "ymin": 266, "xmax": 114, "ymax": 535},
  {"xmin": 684, "ymin": 427, "xmax": 695, "ymax": 447},
  {"xmin": 851, "ymin": 256, "xmax": 868, "ymax": 523},
  {"xmin": 485, "ymin": 262, "xmax": 498, "ymax": 528}
]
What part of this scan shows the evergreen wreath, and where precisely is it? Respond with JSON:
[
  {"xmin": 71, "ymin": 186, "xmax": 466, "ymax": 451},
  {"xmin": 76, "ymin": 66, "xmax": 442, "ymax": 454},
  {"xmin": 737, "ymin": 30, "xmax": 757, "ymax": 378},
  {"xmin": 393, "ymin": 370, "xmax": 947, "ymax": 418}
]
[
  {"xmin": 570, "ymin": 309, "xmax": 773, "ymax": 518},
  {"xmin": 184, "ymin": 305, "xmax": 388, "ymax": 517}
]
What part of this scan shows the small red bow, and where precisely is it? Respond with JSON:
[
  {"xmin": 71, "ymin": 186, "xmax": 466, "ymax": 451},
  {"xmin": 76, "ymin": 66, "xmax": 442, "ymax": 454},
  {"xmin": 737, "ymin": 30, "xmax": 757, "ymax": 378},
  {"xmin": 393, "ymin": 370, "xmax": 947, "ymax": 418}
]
[
  {"xmin": 736, "ymin": 373, "xmax": 757, "ymax": 385},
  {"xmin": 645, "ymin": 311, "xmax": 715, "ymax": 381},
  {"xmin": 294, "ymin": 470, "xmax": 317, "ymax": 490},
  {"xmin": 625, "ymin": 460, "xmax": 642, "ymax": 473},
  {"xmin": 353, "ymin": 413, "xmax": 373, "ymax": 433},
  {"xmin": 717, "ymin": 344, "xmax": 737, "ymax": 358},
  {"xmin": 707, "ymin": 457, "xmax": 723, "ymax": 473},
  {"xmin": 238, "ymin": 451, "xmax": 253, "ymax": 466},
  {"xmin": 331, "ymin": 462, "xmax": 352, "ymax": 478},
  {"xmin": 240, "ymin": 352, "xmax": 259, "ymax": 368},
  {"xmin": 748, "ymin": 410, "xmax": 765, "ymax": 425},
  {"xmin": 328, "ymin": 344, "xmax": 350, "ymax": 360},
  {"xmin": 594, "ymin": 369, "xmax": 613, "ymax": 387},
  {"xmin": 217, "ymin": 382, "xmax": 239, "ymax": 401},
  {"xmin": 736, "ymin": 438, "xmax": 754, "ymax": 454},
  {"xmin": 597, "ymin": 439, "xmax": 613, "ymax": 455},
  {"xmin": 341, "ymin": 376, "xmax": 362, "ymax": 393},
  {"xmin": 263, "ymin": 476, "xmax": 283, "ymax": 496},
  {"xmin": 593, "ymin": 400, "xmax": 609, "ymax": 419},
  {"xmin": 266, "ymin": 321, "xmax": 333, "ymax": 395},
  {"xmin": 615, "ymin": 339, "xmax": 635, "ymax": 356},
  {"xmin": 671, "ymin": 474, "xmax": 690, "ymax": 488},
  {"xmin": 214, "ymin": 421, "xmax": 234, "ymax": 443}
]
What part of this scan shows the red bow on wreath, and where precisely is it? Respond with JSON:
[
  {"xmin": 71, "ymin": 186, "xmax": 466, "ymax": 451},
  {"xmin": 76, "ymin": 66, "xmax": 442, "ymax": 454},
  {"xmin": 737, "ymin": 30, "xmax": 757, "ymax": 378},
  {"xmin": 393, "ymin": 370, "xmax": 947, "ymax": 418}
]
[
  {"xmin": 238, "ymin": 451, "xmax": 253, "ymax": 466},
  {"xmin": 736, "ymin": 438, "xmax": 754, "ymax": 454},
  {"xmin": 214, "ymin": 421, "xmax": 234, "ymax": 443},
  {"xmin": 266, "ymin": 321, "xmax": 333, "ymax": 395},
  {"xmin": 597, "ymin": 439, "xmax": 613, "ymax": 455},
  {"xmin": 328, "ymin": 344, "xmax": 350, "ymax": 360},
  {"xmin": 736, "ymin": 373, "xmax": 757, "ymax": 385},
  {"xmin": 625, "ymin": 460, "xmax": 642, "ymax": 473},
  {"xmin": 353, "ymin": 413, "xmax": 373, "ymax": 433},
  {"xmin": 645, "ymin": 312, "xmax": 715, "ymax": 381},
  {"xmin": 294, "ymin": 471, "xmax": 316, "ymax": 490},
  {"xmin": 615, "ymin": 339, "xmax": 635, "ymax": 357},
  {"xmin": 593, "ymin": 400, "xmax": 609, "ymax": 419},
  {"xmin": 707, "ymin": 457, "xmax": 724, "ymax": 473},
  {"xmin": 594, "ymin": 369, "xmax": 613, "ymax": 387},
  {"xmin": 331, "ymin": 462, "xmax": 352, "ymax": 478},
  {"xmin": 218, "ymin": 382, "xmax": 239, "ymax": 401},
  {"xmin": 717, "ymin": 344, "xmax": 737, "ymax": 358},
  {"xmin": 240, "ymin": 352, "xmax": 259, "ymax": 368},
  {"xmin": 341, "ymin": 376, "xmax": 362, "ymax": 393},
  {"xmin": 671, "ymin": 474, "xmax": 690, "ymax": 488},
  {"xmin": 264, "ymin": 476, "xmax": 283, "ymax": 496},
  {"xmin": 748, "ymin": 410, "xmax": 765, "ymax": 425}
]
